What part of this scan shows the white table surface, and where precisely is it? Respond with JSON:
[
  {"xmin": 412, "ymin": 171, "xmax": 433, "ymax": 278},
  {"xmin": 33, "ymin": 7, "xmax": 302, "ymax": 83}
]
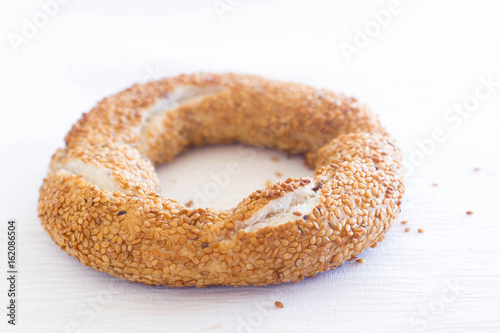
[{"xmin": 1, "ymin": 1, "xmax": 499, "ymax": 332}]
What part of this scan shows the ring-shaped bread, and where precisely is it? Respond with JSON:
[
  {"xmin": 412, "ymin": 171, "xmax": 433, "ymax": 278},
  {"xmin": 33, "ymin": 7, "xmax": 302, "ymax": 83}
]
[{"xmin": 38, "ymin": 73, "xmax": 404, "ymax": 287}]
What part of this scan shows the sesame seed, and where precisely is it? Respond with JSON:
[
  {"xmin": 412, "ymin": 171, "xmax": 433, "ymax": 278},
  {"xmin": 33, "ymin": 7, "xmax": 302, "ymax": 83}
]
[
  {"xmin": 466, "ymin": 211, "xmax": 474, "ymax": 215},
  {"xmin": 404, "ymin": 227, "xmax": 410, "ymax": 232},
  {"xmin": 274, "ymin": 301, "xmax": 284, "ymax": 308},
  {"xmin": 356, "ymin": 258, "xmax": 365, "ymax": 263},
  {"xmin": 401, "ymin": 220, "xmax": 408, "ymax": 225},
  {"xmin": 418, "ymin": 229, "xmax": 424, "ymax": 233}
]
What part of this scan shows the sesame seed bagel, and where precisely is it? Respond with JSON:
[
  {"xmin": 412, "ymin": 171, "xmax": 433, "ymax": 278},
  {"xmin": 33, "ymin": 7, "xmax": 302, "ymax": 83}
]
[{"xmin": 38, "ymin": 73, "xmax": 404, "ymax": 287}]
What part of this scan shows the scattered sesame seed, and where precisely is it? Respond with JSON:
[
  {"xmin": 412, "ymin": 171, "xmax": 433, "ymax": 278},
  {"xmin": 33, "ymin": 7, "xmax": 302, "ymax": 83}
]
[
  {"xmin": 404, "ymin": 227, "xmax": 410, "ymax": 232},
  {"xmin": 432, "ymin": 183, "xmax": 438, "ymax": 187},
  {"xmin": 466, "ymin": 211, "xmax": 474, "ymax": 215},
  {"xmin": 275, "ymin": 301, "xmax": 284, "ymax": 308},
  {"xmin": 473, "ymin": 168, "xmax": 480, "ymax": 172},
  {"xmin": 275, "ymin": 172, "xmax": 282, "ymax": 177},
  {"xmin": 418, "ymin": 229, "xmax": 424, "ymax": 233},
  {"xmin": 401, "ymin": 220, "xmax": 408, "ymax": 225},
  {"xmin": 185, "ymin": 200, "xmax": 193, "ymax": 208},
  {"xmin": 356, "ymin": 258, "xmax": 365, "ymax": 263}
]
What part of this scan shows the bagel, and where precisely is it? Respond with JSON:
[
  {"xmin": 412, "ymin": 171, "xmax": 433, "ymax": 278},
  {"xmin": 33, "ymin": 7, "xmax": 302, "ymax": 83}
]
[{"xmin": 38, "ymin": 73, "xmax": 404, "ymax": 287}]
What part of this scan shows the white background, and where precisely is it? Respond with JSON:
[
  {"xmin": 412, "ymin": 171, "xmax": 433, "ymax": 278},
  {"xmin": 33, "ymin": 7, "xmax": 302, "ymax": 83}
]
[{"xmin": 1, "ymin": 0, "xmax": 500, "ymax": 332}]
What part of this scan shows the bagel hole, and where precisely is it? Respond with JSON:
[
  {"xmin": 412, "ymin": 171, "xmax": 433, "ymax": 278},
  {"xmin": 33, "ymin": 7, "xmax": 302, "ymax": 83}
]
[{"xmin": 155, "ymin": 145, "xmax": 314, "ymax": 210}]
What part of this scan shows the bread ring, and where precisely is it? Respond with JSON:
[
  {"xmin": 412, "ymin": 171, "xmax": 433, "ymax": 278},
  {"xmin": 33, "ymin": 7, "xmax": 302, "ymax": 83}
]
[{"xmin": 38, "ymin": 73, "xmax": 404, "ymax": 287}]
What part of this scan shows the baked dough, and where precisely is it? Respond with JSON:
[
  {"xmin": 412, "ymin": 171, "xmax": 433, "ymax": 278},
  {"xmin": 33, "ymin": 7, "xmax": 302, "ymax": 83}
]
[{"xmin": 38, "ymin": 73, "xmax": 404, "ymax": 287}]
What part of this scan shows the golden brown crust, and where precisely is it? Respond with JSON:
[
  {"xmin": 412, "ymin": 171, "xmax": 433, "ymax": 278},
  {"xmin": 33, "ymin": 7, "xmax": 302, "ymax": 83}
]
[{"xmin": 38, "ymin": 73, "xmax": 404, "ymax": 287}]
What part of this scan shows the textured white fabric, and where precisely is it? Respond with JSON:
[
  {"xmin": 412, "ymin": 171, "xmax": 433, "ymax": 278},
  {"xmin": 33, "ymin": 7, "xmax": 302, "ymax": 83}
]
[{"xmin": 1, "ymin": 1, "xmax": 499, "ymax": 332}]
